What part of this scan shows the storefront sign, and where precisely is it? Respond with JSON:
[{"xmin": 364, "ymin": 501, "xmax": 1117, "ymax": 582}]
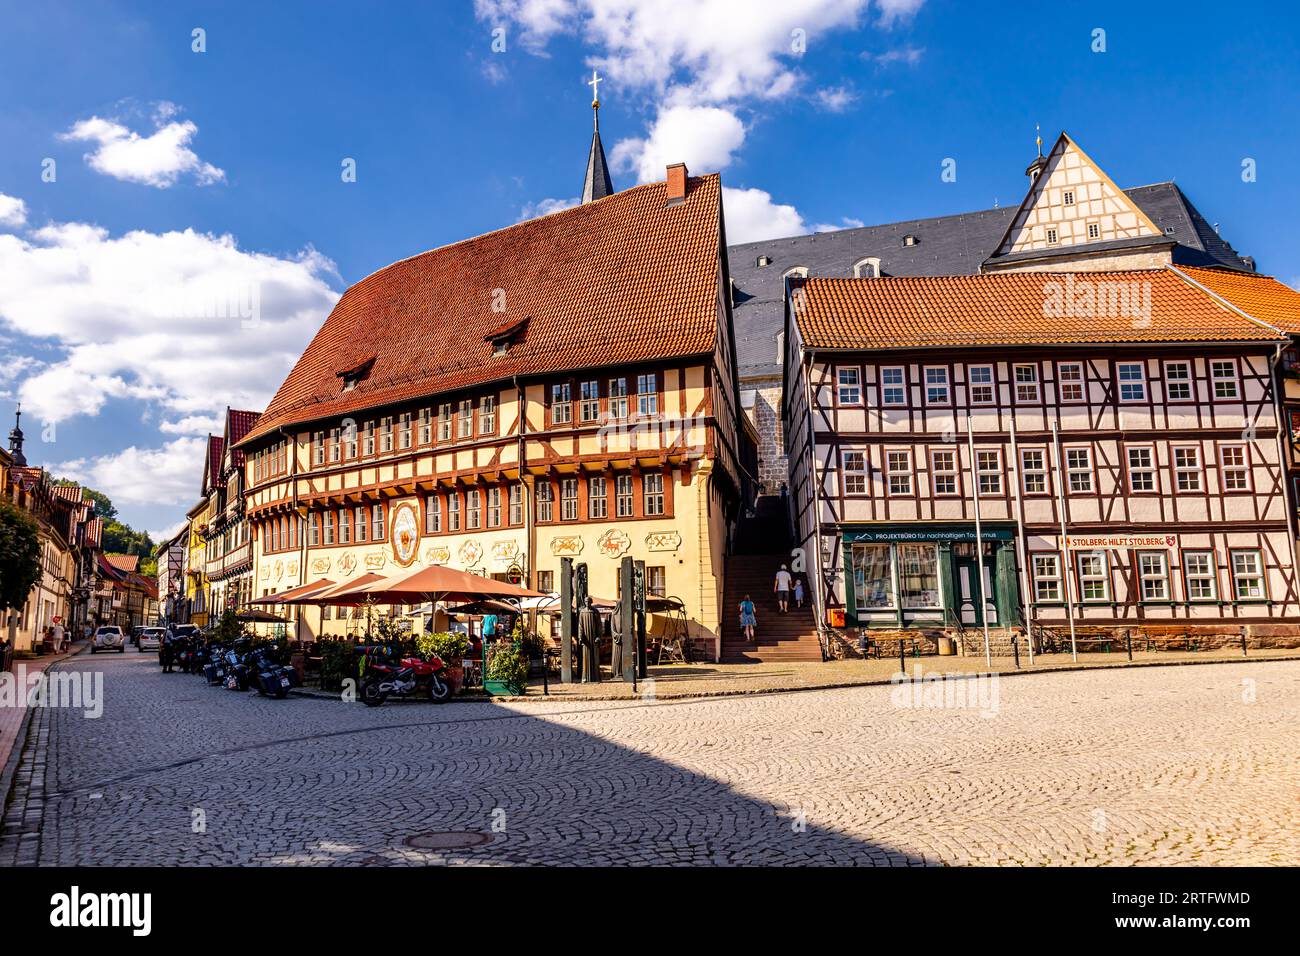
[
  {"xmin": 844, "ymin": 527, "xmax": 1014, "ymax": 543},
  {"xmin": 1066, "ymin": 534, "xmax": 1176, "ymax": 550}
]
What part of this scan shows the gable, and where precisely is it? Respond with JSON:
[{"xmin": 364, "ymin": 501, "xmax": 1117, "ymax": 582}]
[{"xmin": 993, "ymin": 133, "xmax": 1163, "ymax": 257}]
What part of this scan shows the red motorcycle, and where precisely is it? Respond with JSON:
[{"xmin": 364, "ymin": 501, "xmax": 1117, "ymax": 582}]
[{"xmin": 360, "ymin": 652, "xmax": 453, "ymax": 706}]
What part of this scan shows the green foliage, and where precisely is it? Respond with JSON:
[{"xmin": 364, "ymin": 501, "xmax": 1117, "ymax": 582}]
[
  {"xmin": 319, "ymin": 640, "xmax": 356, "ymax": 692},
  {"xmin": 0, "ymin": 498, "xmax": 41, "ymax": 614},
  {"xmin": 417, "ymin": 630, "xmax": 470, "ymax": 662},
  {"xmin": 486, "ymin": 639, "xmax": 528, "ymax": 693},
  {"xmin": 213, "ymin": 609, "xmax": 242, "ymax": 644},
  {"xmin": 373, "ymin": 613, "xmax": 407, "ymax": 645}
]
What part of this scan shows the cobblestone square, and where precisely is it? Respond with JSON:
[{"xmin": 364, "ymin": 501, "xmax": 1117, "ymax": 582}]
[{"xmin": 3, "ymin": 655, "xmax": 1297, "ymax": 866}]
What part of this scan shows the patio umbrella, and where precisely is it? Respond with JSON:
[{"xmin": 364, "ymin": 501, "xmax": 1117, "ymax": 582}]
[
  {"xmin": 250, "ymin": 578, "xmax": 335, "ymax": 605},
  {"xmin": 361, "ymin": 564, "xmax": 545, "ymax": 605},
  {"xmin": 290, "ymin": 572, "xmax": 387, "ymax": 606},
  {"xmin": 236, "ymin": 608, "xmax": 289, "ymax": 624},
  {"xmin": 443, "ymin": 598, "xmax": 520, "ymax": 616}
]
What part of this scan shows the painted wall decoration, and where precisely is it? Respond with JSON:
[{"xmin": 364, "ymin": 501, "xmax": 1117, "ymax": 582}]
[
  {"xmin": 259, "ymin": 563, "xmax": 270, "ymax": 580},
  {"xmin": 310, "ymin": 556, "xmax": 332, "ymax": 574},
  {"xmin": 273, "ymin": 559, "xmax": 285, "ymax": 581},
  {"xmin": 286, "ymin": 560, "xmax": 299, "ymax": 578},
  {"xmin": 491, "ymin": 540, "xmax": 519, "ymax": 565},
  {"xmin": 645, "ymin": 531, "xmax": 682, "ymax": 553},
  {"xmin": 389, "ymin": 499, "xmax": 421, "ymax": 568},
  {"xmin": 597, "ymin": 528, "xmax": 631, "ymax": 558},
  {"xmin": 425, "ymin": 545, "xmax": 450, "ymax": 565},
  {"xmin": 458, "ymin": 540, "xmax": 484, "ymax": 566},
  {"xmin": 550, "ymin": 535, "xmax": 584, "ymax": 556},
  {"xmin": 364, "ymin": 551, "xmax": 387, "ymax": 571},
  {"xmin": 338, "ymin": 552, "xmax": 358, "ymax": 576}
]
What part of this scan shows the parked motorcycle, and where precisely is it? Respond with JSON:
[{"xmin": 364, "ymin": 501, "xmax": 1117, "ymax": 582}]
[
  {"xmin": 223, "ymin": 643, "xmax": 253, "ymax": 691},
  {"xmin": 202, "ymin": 643, "xmax": 229, "ymax": 686},
  {"xmin": 360, "ymin": 651, "xmax": 452, "ymax": 706},
  {"xmin": 249, "ymin": 647, "xmax": 296, "ymax": 699}
]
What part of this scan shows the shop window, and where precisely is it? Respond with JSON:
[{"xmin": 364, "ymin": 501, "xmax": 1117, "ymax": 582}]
[
  {"xmin": 852, "ymin": 544, "xmax": 895, "ymax": 610},
  {"xmin": 898, "ymin": 543, "xmax": 941, "ymax": 610}
]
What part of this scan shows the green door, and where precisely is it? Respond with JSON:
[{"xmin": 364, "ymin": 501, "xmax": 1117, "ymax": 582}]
[{"xmin": 953, "ymin": 545, "xmax": 998, "ymax": 626}]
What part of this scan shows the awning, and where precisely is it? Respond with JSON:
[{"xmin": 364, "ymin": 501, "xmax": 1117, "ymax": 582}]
[
  {"xmin": 285, "ymin": 572, "xmax": 387, "ymax": 606},
  {"xmin": 361, "ymin": 565, "xmax": 545, "ymax": 605},
  {"xmin": 250, "ymin": 578, "xmax": 335, "ymax": 605}
]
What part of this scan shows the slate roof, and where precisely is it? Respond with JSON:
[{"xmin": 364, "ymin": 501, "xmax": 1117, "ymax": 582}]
[
  {"xmin": 241, "ymin": 174, "xmax": 723, "ymax": 447},
  {"xmin": 730, "ymin": 183, "xmax": 1253, "ymax": 378},
  {"xmin": 582, "ymin": 122, "xmax": 614, "ymax": 204},
  {"xmin": 1174, "ymin": 266, "xmax": 1300, "ymax": 335},
  {"xmin": 790, "ymin": 270, "xmax": 1282, "ymax": 351}
]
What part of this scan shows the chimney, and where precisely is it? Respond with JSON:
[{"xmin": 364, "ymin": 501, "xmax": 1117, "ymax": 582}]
[{"xmin": 666, "ymin": 163, "xmax": 688, "ymax": 204}]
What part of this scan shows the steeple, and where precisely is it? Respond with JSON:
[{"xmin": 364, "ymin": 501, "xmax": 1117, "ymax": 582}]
[
  {"xmin": 582, "ymin": 70, "xmax": 614, "ymax": 204},
  {"xmin": 1025, "ymin": 123, "xmax": 1049, "ymax": 183},
  {"xmin": 8, "ymin": 403, "xmax": 27, "ymax": 467}
]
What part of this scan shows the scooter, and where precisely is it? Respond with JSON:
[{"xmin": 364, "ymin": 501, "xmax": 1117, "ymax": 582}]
[{"xmin": 360, "ymin": 653, "xmax": 452, "ymax": 706}]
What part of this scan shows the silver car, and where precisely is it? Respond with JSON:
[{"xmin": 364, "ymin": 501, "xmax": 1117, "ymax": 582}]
[
  {"xmin": 91, "ymin": 625, "xmax": 126, "ymax": 653},
  {"xmin": 138, "ymin": 627, "xmax": 166, "ymax": 652}
]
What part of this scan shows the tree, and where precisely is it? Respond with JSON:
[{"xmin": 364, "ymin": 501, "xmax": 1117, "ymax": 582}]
[{"xmin": 0, "ymin": 498, "xmax": 41, "ymax": 615}]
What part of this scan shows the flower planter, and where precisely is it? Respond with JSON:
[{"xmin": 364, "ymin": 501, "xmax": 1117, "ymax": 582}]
[
  {"xmin": 446, "ymin": 660, "xmax": 465, "ymax": 695},
  {"xmin": 484, "ymin": 678, "xmax": 525, "ymax": 697}
]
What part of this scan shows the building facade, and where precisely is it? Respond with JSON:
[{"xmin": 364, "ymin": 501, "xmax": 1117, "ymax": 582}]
[
  {"xmin": 204, "ymin": 409, "xmax": 259, "ymax": 618},
  {"xmin": 784, "ymin": 269, "xmax": 1300, "ymax": 653},
  {"xmin": 235, "ymin": 165, "xmax": 751, "ymax": 658}
]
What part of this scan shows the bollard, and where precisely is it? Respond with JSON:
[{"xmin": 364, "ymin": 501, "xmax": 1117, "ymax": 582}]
[
  {"xmin": 1240, "ymin": 627, "xmax": 1248, "ymax": 657},
  {"xmin": 1011, "ymin": 634, "xmax": 1020, "ymax": 669},
  {"xmin": 898, "ymin": 638, "xmax": 906, "ymax": 676},
  {"xmin": 1126, "ymin": 630, "xmax": 1133, "ymax": 662}
]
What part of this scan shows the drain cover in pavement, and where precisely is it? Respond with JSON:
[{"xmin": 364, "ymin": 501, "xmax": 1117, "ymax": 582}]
[{"xmin": 404, "ymin": 831, "xmax": 492, "ymax": 850}]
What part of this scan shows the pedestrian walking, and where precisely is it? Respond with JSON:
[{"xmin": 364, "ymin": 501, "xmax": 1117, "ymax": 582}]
[
  {"xmin": 773, "ymin": 564, "xmax": 793, "ymax": 613},
  {"xmin": 738, "ymin": 594, "xmax": 757, "ymax": 642},
  {"xmin": 793, "ymin": 577, "xmax": 805, "ymax": 610}
]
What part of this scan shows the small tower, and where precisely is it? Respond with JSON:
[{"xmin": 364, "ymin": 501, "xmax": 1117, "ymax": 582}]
[
  {"xmin": 582, "ymin": 70, "xmax": 614, "ymax": 204},
  {"xmin": 1025, "ymin": 124, "xmax": 1048, "ymax": 183},
  {"xmin": 8, "ymin": 403, "xmax": 26, "ymax": 467}
]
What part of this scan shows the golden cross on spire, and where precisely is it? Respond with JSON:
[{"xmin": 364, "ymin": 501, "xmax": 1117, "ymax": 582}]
[
  {"xmin": 1035, "ymin": 123, "xmax": 1043, "ymax": 158},
  {"xmin": 589, "ymin": 69, "xmax": 603, "ymax": 108}
]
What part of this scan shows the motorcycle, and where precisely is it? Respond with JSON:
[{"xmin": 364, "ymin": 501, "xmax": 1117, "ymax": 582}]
[
  {"xmin": 360, "ymin": 651, "xmax": 452, "ymax": 706},
  {"xmin": 202, "ymin": 643, "xmax": 228, "ymax": 686},
  {"xmin": 223, "ymin": 644, "xmax": 253, "ymax": 691},
  {"xmin": 249, "ymin": 648, "xmax": 296, "ymax": 699}
]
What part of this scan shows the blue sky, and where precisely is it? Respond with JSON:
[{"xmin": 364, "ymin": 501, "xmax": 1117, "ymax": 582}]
[{"xmin": 0, "ymin": 0, "xmax": 1297, "ymax": 537}]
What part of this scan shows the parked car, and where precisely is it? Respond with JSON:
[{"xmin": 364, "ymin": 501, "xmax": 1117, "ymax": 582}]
[
  {"xmin": 169, "ymin": 624, "xmax": 200, "ymax": 641},
  {"xmin": 131, "ymin": 625, "xmax": 148, "ymax": 647},
  {"xmin": 138, "ymin": 627, "xmax": 166, "ymax": 652},
  {"xmin": 91, "ymin": 625, "xmax": 126, "ymax": 654}
]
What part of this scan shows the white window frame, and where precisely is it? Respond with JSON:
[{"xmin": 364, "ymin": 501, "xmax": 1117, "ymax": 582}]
[
  {"xmin": 1126, "ymin": 445, "xmax": 1157, "ymax": 493},
  {"xmin": 842, "ymin": 450, "xmax": 868, "ymax": 496},
  {"xmin": 1117, "ymin": 362, "xmax": 1147, "ymax": 403},
  {"xmin": 837, "ymin": 367, "xmax": 862, "ymax": 406},
  {"xmin": 1219, "ymin": 443, "xmax": 1250, "ymax": 492},
  {"xmin": 1065, "ymin": 446, "xmax": 1094, "ymax": 494},
  {"xmin": 923, "ymin": 366, "xmax": 950, "ymax": 406},
  {"xmin": 930, "ymin": 448, "xmax": 958, "ymax": 496},
  {"xmin": 880, "ymin": 366, "xmax": 907, "ymax": 407},
  {"xmin": 1076, "ymin": 551, "xmax": 1111, "ymax": 602},
  {"xmin": 1182, "ymin": 550, "xmax": 1217, "ymax": 602},
  {"xmin": 967, "ymin": 364, "xmax": 995, "ymax": 405},
  {"xmin": 1163, "ymin": 360, "xmax": 1193, "ymax": 402},
  {"xmin": 1057, "ymin": 361, "xmax": 1085, "ymax": 404},
  {"xmin": 976, "ymin": 448, "xmax": 1003, "ymax": 496},
  {"xmin": 1138, "ymin": 551, "xmax": 1170, "ymax": 602},
  {"xmin": 885, "ymin": 450, "xmax": 913, "ymax": 496},
  {"xmin": 1020, "ymin": 447, "xmax": 1048, "ymax": 494},
  {"xmin": 1211, "ymin": 360, "xmax": 1239, "ymax": 400},
  {"xmin": 1032, "ymin": 553, "xmax": 1062, "ymax": 602},
  {"xmin": 1230, "ymin": 550, "xmax": 1265, "ymax": 600},
  {"xmin": 1173, "ymin": 445, "xmax": 1203, "ymax": 492},
  {"xmin": 1014, "ymin": 364, "xmax": 1040, "ymax": 404}
]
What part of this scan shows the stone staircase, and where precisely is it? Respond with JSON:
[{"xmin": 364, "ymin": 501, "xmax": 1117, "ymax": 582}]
[{"xmin": 721, "ymin": 496, "xmax": 823, "ymax": 663}]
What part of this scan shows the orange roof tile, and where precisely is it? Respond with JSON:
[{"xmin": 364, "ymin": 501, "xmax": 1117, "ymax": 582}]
[
  {"xmin": 1174, "ymin": 266, "xmax": 1300, "ymax": 334},
  {"xmin": 105, "ymin": 553, "xmax": 139, "ymax": 573},
  {"xmin": 241, "ymin": 174, "xmax": 723, "ymax": 447},
  {"xmin": 790, "ymin": 269, "xmax": 1283, "ymax": 350}
]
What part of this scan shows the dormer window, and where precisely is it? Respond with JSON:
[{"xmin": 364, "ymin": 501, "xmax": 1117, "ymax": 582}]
[
  {"xmin": 484, "ymin": 316, "xmax": 528, "ymax": 357},
  {"xmin": 756, "ymin": 255, "xmax": 772, "ymax": 267},
  {"xmin": 853, "ymin": 257, "xmax": 881, "ymax": 279},
  {"xmin": 782, "ymin": 266, "xmax": 808, "ymax": 280},
  {"xmin": 901, "ymin": 234, "xmax": 918, "ymax": 247},
  {"xmin": 336, "ymin": 357, "xmax": 375, "ymax": 392}
]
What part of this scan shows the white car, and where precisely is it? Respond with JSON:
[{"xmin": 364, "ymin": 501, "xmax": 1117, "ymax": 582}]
[
  {"xmin": 138, "ymin": 627, "xmax": 166, "ymax": 652},
  {"xmin": 91, "ymin": 625, "xmax": 126, "ymax": 654}
]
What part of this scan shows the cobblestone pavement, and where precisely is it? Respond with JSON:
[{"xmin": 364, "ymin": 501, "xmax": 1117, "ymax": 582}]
[{"xmin": 4, "ymin": 653, "xmax": 1298, "ymax": 866}]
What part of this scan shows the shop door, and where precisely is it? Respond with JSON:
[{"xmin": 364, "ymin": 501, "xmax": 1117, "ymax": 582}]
[{"xmin": 953, "ymin": 545, "xmax": 998, "ymax": 626}]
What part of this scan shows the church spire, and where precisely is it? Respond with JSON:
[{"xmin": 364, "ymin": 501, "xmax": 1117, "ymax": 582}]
[
  {"xmin": 8, "ymin": 403, "xmax": 27, "ymax": 467},
  {"xmin": 581, "ymin": 70, "xmax": 614, "ymax": 204}
]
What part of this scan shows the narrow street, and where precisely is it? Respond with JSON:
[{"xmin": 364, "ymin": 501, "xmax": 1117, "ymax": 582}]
[{"xmin": 4, "ymin": 653, "xmax": 1297, "ymax": 866}]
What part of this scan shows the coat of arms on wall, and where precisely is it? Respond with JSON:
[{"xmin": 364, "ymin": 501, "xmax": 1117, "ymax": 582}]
[
  {"xmin": 458, "ymin": 540, "xmax": 484, "ymax": 565},
  {"xmin": 596, "ymin": 528, "xmax": 631, "ymax": 558},
  {"xmin": 550, "ymin": 535, "xmax": 583, "ymax": 556},
  {"xmin": 389, "ymin": 500, "xmax": 421, "ymax": 568},
  {"xmin": 259, "ymin": 563, "xmax": 271, "ymax": 580},
  {"xmin": 274, "ymin": 559, "xmax": 285, "ymax": 581},
  {"xmin": 365, "ymin": 551, "xmax": 387, "ymax": 571},
  {"xmin": 286, "ymin": 560, "xmax": 299, "ymax": 578},
  {"xmin": 311, "ymin": 556, "xmax": 332, "ymax": 574},
  {"xmin": 645, "ymin": 531, "xmax": 682, "ymax": 553},
  {"xmin": 425, "ymin": 546, "xmax": 450, "ymax": 565},
  {"xmin": 339, "ymin": 552, "xmax": 358, "ymax": 576},
  {"xmin": 491, "ymin": 540, "xmax": 519, "ymax": 564}
]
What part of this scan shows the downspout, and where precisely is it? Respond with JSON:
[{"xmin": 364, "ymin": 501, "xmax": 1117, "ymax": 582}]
[
  {"xmin": 279, "ymin": 424, "xmax": 305, "ymax": 642},
  {"xmin": 515, "ymin": 376, "xmax": 534, "ymax": 589},
  {"xmin": 1008, "ymin": 417, "xmax": 1035, "ymax": 665}
]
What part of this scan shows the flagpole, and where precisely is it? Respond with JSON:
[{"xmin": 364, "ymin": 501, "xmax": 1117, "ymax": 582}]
[
  {"xmin": 966, "ymin": 415, "xmax": 992, "ymax": 668},
  {"xmin": 1050, "ymin": 418, "xmax": 1079, "ymax": 662}
]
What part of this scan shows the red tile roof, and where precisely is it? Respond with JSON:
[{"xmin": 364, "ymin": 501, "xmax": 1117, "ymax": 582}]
[
  {"xmin": 105, "ymin": 553, "xmax": 139, "ymax": 573},
  {"xmin": 1174, "ymin": 266, "xmax": 1300, "ymax": 334},
  {"xmin": 240, "ymin": 174, "xmax": 723, "ymax": 446},
  {"xmin": 790, "ymin": 269, "xmax": 1284, "ymax": 350},
  {"xmin": 226, "ymin": 409, "xmax": 260, "ymax": 468},
  {"xmin": 205, "ymin": 435, "xmax": 225, "ymax": 490}
]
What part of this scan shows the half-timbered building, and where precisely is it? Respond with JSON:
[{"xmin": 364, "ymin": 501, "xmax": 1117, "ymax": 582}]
[
  {"xmin": 784, "ymin": 268, "xmax": 1300, "ymax": 654},
  {"xmin": 234, "ymin": 163, "xmax": 751, "ymax": 658}
]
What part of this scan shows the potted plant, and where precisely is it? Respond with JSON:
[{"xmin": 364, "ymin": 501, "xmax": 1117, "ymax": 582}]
[
  {"xmin": 484, "ymin": 638, "xmax": 527, "ymax": 696},
  {"xmin": 417, "ymin": 630, "xmax": 471, "ymax": 694}
]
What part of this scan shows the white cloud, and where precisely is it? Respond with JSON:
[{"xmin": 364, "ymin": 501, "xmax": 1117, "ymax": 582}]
[
  {"xmin": 814, "ymin": 216, "xmax": 866, "ymax": 232},
  {"xmin": 0, "ymin": 193, "xmax": 28, "ymax": 228},
  {"xmin": 60, "ymin": 107, "xmax": 225, "ymax": 188},
  {"xmin": 723, "ymin": 186, "xmax": 809, "ymax": 244},
  {"xmin": 611, "ymin": 104, "xmax": 746, "ymax": 182},
  {"xmin": 814, "ymin": 85, "xmax": 859, "ymax": 112},
  {"xmin": 53, "ymin": 436, "xmax": 208, "ymax": 508},
  {"xmin": 481, "ymin": 1, "xmax": 927, "ymax": 232},
  {"xmin": 865, "ymin": 45, "xmax": 925, "ymax": 66},
  {"xmin": 518, "ymin": 196, "xmax": 580, "ymax": 220},
  {"xmin": 0, "ymin": 207, "xmax": 339, "ymax": 427}
]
